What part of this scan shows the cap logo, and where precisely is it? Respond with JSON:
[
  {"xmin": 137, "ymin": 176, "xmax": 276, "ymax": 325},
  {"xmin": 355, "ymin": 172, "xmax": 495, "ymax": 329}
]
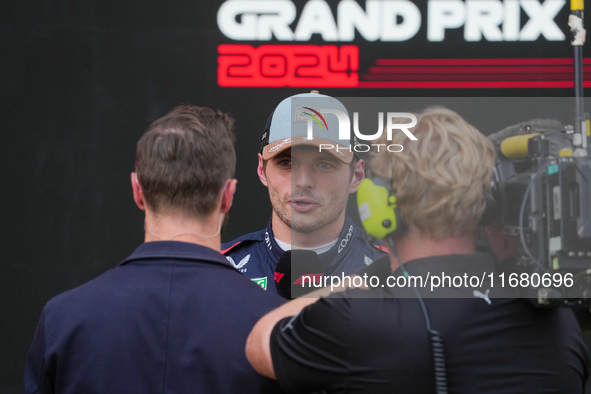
[
  {"xmin": 295, "ymin": 106, "xmax": 351, "ymax": 141},
  {"xmin": 302, "ymin": 107, "xmax": 329, "ymax": 131},
  {"xmin": 294, "ymin": 107, "xmax": 335, "ymax": 139}
]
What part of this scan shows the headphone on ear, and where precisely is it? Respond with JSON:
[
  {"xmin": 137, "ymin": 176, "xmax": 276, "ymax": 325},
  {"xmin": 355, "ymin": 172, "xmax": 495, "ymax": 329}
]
[
  {"xmin": 356, "ymin": 174, "xmax": 403, "ymax": 240},
  {"xmin": 358, "ymin": 166, "xmax": 497, "ymax": 238}
]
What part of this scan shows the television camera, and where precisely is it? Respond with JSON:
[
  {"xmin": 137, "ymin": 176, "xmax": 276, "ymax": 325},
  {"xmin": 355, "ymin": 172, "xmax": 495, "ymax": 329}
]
[{"xmin": 484, "ymin": 119, "xmax": 591, "ymax": 307}]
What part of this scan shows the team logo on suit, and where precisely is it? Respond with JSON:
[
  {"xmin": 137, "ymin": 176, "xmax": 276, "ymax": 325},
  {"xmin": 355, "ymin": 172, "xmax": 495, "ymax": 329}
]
[
  {"xmin": 252, "ymin": 277, "xmax": 268, "ymax": 290},
  {"xmin": 226, "ymin": 254, "xmax": 251, "ymax": 272}
]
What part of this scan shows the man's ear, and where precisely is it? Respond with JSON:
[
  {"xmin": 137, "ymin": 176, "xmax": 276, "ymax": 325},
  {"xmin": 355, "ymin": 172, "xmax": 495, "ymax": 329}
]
[
  {"xmin": 257, "ymin": 153, "xmax": 268, "ymax": 187},
  {"xmin": 349, "ymin": 159, "xmax": 365, "ymax": 194},
  {"xmin": 221, "ymin": 179, "xmax": 237, "ymax": 214},
  {"xmin": 131, "ymin": 172, "xmax": 146, "ymax": 211}
]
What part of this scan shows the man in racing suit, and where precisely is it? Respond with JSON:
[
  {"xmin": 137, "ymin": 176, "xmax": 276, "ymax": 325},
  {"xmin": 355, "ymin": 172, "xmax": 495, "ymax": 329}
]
[{"xmin": 223, "ymin": 92, "xmax": 386, "ymax": 295}]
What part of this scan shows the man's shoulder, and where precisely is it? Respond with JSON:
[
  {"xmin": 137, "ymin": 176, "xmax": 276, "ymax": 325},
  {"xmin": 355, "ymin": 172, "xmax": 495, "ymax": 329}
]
[
  {"xmin": 44, "ymin": 254, "xmax": 283, "ymax": 319},
  {"xmin": 43, "ymin": 266, "xmax": 123, "ymax": 315},
  {"xmin": 221, "ymin": 228, "xmax": 268, "ymax": 255},
  {"xmin": 221, "ymin": 228, "xmax": 278, "ymax": 283}
]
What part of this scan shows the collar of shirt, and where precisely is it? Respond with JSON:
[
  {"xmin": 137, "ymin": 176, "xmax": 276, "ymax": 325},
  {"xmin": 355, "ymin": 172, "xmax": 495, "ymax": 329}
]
[
  {"xmin": 268, "ymin": 216, "xmax": 358, "ymax": 263},
  {"xmin": 318, "ymin": 216, "xmax": 359, "ymax": 271},
  {"xmin": 265, "ymin": 218, "xmax": 286, "ymax": 264},
  {"xmin": 119, "ymin": 241, "xmax": 233, "ymax": 268},
  {"xmin": 275, "ymin": 237, "xmax": 339, "ymax": 255}
]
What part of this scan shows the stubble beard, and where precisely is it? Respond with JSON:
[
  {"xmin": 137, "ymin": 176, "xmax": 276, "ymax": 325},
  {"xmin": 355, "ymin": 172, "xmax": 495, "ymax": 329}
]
[{"xmin": 273, "ymin": 194, "xmax": 346, "ymax": 235}]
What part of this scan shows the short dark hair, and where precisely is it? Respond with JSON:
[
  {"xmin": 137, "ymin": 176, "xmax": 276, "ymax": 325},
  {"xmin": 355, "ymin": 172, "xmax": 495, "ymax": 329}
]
[{"xmin": 135, "ymin": 105, "xmax": 236, "ymax": 218}]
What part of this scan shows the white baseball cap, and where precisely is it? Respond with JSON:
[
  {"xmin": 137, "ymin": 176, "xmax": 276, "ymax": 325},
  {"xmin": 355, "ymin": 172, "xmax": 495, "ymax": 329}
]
[{"xmin": 260, "ymin": 91, "xmax": 355, "ymax": 164}]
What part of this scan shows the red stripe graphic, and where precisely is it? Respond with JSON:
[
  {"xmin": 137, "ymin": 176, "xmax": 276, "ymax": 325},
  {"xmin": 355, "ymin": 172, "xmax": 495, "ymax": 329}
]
[
  {"xmin": 221, "ymin": 242, "xmax": 241, "ymax": 254},
  {"xmin": 363, "ymin": 73, "xmax": 580, "ymax": 81},
  {"xmin": 375, "ymin": 58, "xmax": 578, "ymax": 66},
  {"xmin": 217, "ymin": 46, "xmax": 589, "ymax": 89},
  {"xmin": 362, "ymin": 57, "xmax": 591, "ymax": 89},
  {"xmin": 368, "ymin": 66, "xmax": 580, "ymax": 74},
  {"xmin": 357, "ymin": 81, "xmax": 583, "ymax": 89}
]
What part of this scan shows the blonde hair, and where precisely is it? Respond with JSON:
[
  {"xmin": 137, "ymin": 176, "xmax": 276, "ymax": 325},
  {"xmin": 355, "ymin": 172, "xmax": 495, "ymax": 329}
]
[{"xmin": 368, "ymin": 107, "xmax": 495, "ymax": 239}]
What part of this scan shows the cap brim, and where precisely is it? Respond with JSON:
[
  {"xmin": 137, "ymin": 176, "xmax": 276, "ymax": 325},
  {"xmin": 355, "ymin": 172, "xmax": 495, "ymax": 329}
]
[{"xmin": 262, "ymin": 136, "xmax": 354, "ymax": 164}]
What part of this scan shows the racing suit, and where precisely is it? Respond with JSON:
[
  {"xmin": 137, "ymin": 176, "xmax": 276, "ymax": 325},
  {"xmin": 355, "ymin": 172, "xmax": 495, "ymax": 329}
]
[{"xmin": 221, "ymin": 216, "xmax": 387, "ymax": 294}]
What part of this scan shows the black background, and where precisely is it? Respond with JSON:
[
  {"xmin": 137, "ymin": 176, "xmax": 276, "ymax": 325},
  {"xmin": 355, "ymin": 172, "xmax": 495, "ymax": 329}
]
[{"xmin": 2, "ymin": 1, "xmax": 590, "ymax": 392}]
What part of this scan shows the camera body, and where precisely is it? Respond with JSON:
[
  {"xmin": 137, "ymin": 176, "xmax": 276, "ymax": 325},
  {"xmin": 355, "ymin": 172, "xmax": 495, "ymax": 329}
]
[{"xmin": 484, "ymin": 123, "xmax": 591, "ymax": 306}]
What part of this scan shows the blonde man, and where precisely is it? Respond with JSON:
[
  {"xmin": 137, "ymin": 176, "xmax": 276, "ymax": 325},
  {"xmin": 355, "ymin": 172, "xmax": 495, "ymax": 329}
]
[{"xmin": 246, "ymin": 107, "xmax": 589, "ymax": 393}]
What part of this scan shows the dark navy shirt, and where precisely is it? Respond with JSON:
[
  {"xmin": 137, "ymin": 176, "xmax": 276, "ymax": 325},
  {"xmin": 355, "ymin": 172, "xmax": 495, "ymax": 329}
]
[
  {"xmin": 222, "ymin": 216, "xmax": 387, "ymax": 294},
  {"xmin": 25, "ymin": 241, "xmax": 284, "ymax": 394}
]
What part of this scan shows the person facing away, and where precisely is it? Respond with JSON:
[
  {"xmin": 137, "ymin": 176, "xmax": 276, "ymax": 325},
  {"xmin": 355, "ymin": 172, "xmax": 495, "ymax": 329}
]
[
  {"xmin": 222, "ymin": 91, "xmax": 386, "ymax": 296},
  {"xmin": 25, "ymin": 105, "xmax": 285, "ymax": 394},
  {"xmin": 245, "ymin": 106, "xmax": 589, "ymax": 393}
]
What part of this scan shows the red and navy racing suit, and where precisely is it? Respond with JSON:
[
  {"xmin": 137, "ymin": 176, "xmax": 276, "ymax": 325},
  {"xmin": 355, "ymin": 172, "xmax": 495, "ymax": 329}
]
[{"xmin": 221, "ymin": 216, "xmax": 387, "ymax": 294}]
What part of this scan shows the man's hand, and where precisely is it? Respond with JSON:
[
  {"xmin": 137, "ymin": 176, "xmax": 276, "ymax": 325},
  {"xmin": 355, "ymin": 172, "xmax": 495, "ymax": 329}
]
[{"xmin": 245, "ymin": 261, "xmax": 385, "ymax": 379}]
